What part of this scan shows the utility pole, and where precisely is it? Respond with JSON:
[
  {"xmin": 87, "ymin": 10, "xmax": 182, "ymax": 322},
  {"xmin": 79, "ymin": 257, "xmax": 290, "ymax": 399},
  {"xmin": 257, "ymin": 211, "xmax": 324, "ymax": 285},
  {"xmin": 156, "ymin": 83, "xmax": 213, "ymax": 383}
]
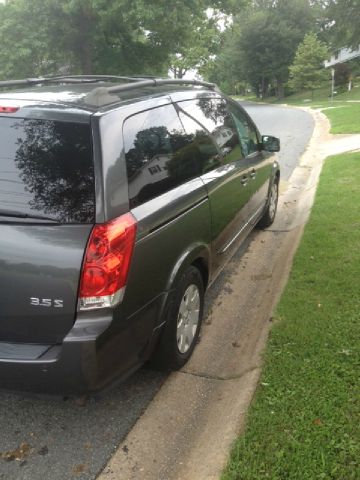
[{"xmin": 331, "ymin": 68, "xmax": 335, "ymax": 102}]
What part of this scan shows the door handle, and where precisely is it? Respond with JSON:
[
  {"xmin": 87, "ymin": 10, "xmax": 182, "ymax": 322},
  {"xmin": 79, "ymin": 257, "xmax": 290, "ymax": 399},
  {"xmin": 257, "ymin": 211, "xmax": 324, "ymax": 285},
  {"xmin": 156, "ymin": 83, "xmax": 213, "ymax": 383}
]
[{"xmin": 250, "ymin": 169, "xmax": 256, "ymax": 179}]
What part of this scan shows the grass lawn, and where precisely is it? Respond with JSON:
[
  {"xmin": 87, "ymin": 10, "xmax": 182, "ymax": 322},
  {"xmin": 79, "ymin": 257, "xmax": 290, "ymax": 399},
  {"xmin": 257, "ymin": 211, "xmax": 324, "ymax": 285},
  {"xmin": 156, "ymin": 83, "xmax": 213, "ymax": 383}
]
[
  {"xmin": 222, "ymin": 151, "xmax": 360, "ymax": 480},
  {"xmin": 322, "ymin": 104, "xmax": 360, "ymax": 134}
]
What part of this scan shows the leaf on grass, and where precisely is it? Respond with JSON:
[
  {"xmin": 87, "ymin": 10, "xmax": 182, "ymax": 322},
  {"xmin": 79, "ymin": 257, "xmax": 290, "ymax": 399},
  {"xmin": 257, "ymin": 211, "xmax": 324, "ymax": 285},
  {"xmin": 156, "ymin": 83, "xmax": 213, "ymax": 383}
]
[
  {"xmin": 313, "ymin": 418, "xmax": 322, "ymax": 426},
  {"xmin": 73, "ymin": 463, "xmax": 87, "ymax": 475}
]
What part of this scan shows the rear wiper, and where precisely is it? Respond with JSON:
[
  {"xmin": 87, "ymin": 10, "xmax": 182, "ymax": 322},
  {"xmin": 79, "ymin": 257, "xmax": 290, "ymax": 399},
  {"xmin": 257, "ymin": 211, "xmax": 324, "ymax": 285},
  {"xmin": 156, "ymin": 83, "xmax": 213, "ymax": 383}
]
[{"xmin": 0, "ymin": 209, "xmax": 59, "ymax": 223}]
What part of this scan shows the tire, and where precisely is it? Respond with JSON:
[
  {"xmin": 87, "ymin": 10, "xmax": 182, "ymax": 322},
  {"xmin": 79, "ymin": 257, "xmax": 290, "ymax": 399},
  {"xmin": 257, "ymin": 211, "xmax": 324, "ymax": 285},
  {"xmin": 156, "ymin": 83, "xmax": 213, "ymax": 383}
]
[
  {"xmin": 151, "ymin": 266, "xmax": 204, "ymax": 370},
  {"xmin": 257, "ymin": 179, "xmax": 279, "ymax": 228}
]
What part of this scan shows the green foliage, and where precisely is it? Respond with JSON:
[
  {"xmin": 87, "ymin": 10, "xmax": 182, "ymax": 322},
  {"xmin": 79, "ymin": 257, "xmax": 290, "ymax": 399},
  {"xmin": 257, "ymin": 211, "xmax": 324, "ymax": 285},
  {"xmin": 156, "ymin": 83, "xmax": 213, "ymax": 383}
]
[
  {"xmin": 0, "ymin": 1, "xmax": 61, "ymax": 78},
  {"xmin": 0, "ymin": 0, "xmax": 236, "ymax": 79},
  {"xmin": 0, "ymin": 0, "xmax": 154, "ymax": 77},
  {"xmin": 324, "ymin": 104, "xmax": 360, "ymax": 134},
  {"xmin": 327, "ymin": 0, "xmax": 360, "ymax": 49},
  {"xmin": 205, "ymin": 0, "xmax": 316, "ymax": 98},
  {"xmin": 168, "ymin": 14, "xmax": 221, "ymax": 78},
  {"xmin": 288, "ymin": 33, "xmax": 329, "ymax": 93},
  {"xmin": 203, "ymin": 22, "xmax": 246, "ymax": 93}
]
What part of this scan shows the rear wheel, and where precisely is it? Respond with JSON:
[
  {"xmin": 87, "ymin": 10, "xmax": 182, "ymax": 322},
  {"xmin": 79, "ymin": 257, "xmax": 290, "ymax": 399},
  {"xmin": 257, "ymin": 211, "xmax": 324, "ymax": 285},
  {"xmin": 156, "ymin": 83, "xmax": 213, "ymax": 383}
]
[
  {"xmin": 152, "ymin": 266, "xmax": 204, "ymax": 370},
  {"xmin": 257, "ymin": 180, "xmax": 279, "ymax": 228}
]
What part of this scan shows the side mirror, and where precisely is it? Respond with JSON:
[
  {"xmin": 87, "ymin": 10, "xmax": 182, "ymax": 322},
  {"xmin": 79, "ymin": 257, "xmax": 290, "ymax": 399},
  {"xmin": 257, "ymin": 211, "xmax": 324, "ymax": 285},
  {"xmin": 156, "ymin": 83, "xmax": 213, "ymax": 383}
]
[{"xmin": 262, "ymin": 135, "xmax": 280, "ymax": 152}]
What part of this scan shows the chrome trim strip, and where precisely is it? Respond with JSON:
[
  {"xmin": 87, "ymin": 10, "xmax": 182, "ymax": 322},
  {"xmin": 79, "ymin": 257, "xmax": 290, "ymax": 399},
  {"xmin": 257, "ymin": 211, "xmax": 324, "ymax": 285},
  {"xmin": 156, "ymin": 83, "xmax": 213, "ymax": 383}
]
[{"xmin": 219, "ymin": 204, "xmax": 264, "ymax": 254}]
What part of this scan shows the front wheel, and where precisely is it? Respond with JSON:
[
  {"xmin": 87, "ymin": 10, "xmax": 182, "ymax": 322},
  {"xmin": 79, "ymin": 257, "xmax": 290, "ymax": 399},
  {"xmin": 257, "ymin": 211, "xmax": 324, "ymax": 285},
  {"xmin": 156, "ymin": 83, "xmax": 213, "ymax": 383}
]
[
  {"xmin": 151, "ymin": 266, "xmax": 204, "ymax": 370},
  {"xmin": 257, "ymin": 180, "xmax": 279, "ymax": 228}
]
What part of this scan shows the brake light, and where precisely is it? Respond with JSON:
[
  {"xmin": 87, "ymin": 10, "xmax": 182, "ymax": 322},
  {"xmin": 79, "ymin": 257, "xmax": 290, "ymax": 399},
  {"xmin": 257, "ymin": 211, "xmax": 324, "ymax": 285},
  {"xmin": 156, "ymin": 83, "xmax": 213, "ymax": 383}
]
[
  {"xmin": 78, "ymin": 213, "xmax": 137, "ymax": 311},
  {"xmin": 0, "ymin": 106, "xmax": 19, "ymax": 113}
]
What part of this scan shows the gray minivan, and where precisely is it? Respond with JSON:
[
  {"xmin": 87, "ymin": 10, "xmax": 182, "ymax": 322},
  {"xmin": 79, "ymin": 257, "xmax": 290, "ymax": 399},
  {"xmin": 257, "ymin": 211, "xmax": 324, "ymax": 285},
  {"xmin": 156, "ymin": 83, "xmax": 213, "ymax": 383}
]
[{"xmin": 0, "ymin": 76, "xmax": 280, "ymax": 393}]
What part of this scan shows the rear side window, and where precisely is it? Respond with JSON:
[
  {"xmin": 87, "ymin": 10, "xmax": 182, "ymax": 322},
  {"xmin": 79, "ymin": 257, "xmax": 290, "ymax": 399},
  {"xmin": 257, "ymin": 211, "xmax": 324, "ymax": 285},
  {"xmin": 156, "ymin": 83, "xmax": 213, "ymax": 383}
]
[
  {"xmin": 124, "ymin": 104, "xmax": 205, "ymax": 208},
  {"xmin": 0, "ymin": 118, "xmax": 95, "ymax": 223}
]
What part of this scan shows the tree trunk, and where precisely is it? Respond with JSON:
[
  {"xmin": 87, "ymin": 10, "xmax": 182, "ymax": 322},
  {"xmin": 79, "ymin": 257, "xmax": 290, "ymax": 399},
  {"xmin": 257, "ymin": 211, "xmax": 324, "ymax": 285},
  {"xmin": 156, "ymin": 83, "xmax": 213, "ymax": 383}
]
[
  {"xmin": 261, "ymin": 75, "xmax": 265, "ymax": 99},
  {"xmin": 276, "ymin": 80, "xmax": 284, "ymax": 99},
  {"xmin": 76, "ymin": 4, "xmax": 95, "ymax": 74},
  {"xmin": 80, "ymin": 41, "xmax": 93, "ymax": 74}
]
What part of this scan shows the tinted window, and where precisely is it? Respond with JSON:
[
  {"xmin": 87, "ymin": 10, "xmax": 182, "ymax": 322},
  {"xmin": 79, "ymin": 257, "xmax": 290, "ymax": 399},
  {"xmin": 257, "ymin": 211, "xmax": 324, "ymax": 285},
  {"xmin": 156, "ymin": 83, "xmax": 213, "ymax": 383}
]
[
  {"xmin": 0, "ymin": 118, "xmax": 94, "ymax": 223},
  {"xmin": 124, "ymin": 105, "xmax": 205, "ymax": 208},
  {"xmin": 228, "ymin": 104, "xmax": 260, "ymax": 157},
  {"xmin": 177, "ymin": 111, "xmax": 221, "ymax": 173},
  {"xmin": 177, "ymin": 98, "xmax": 244, "ymax": 163}
]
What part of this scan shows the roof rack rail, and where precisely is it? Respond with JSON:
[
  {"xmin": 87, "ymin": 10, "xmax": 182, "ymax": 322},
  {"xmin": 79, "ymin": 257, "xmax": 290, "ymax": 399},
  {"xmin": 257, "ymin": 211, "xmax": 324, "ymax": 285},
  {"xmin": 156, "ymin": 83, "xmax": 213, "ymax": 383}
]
[
  {"xmin": 83, "ymin": 78, "xmax": 218, "ymax": 107},
  {"xmin": 0, "ymin": 74, "xmax": 145, "ymax": 89},
  {"xmin": 105, "ymin": 78, "xmax": 218, "ymax": 94},
  {"xmin": 0, "ymin": 75, "xmax": 217, "ymax": 93},
  {"xmin": 47, "ymin": 75, "xmax": 151, "ymax": 82}
]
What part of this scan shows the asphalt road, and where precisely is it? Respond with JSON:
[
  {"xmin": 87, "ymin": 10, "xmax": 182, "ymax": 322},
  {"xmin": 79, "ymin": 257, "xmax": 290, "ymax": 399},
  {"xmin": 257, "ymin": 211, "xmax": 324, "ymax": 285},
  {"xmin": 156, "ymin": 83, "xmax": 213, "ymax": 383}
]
[
  {"xmin": 240, "ymin": 102, "xmax": 314, "ymax": 180},
  {"xmin": 0, "ymin": 103, "xmax": 314, "ymax": 480}
]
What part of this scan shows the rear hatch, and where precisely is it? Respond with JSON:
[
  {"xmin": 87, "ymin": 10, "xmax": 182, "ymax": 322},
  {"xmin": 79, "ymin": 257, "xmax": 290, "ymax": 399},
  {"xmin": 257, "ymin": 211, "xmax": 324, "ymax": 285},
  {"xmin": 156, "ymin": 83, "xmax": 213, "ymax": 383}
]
[{"xmin": 0, "ymin": 115, "xmax": 95, "ymax": 344}]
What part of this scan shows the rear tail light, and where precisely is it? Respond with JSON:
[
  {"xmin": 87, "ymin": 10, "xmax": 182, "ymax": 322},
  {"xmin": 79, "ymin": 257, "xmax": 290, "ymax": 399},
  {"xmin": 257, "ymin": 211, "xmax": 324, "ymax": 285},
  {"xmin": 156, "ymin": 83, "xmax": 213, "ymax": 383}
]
[
  {"xmin": 78, "ymin": 213, "xmax": 137, "ymax": 311},
  {"xmin": 0, "ymin": 106, "xmax": 19, "ymax": 113}
]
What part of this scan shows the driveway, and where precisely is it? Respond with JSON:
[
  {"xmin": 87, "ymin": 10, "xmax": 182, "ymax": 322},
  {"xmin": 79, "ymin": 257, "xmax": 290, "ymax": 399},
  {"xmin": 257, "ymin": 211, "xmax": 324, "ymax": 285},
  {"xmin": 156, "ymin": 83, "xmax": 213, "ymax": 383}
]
[{"xmin": 0, "ymin": 104, "xmax": 315, "ymax": 480}]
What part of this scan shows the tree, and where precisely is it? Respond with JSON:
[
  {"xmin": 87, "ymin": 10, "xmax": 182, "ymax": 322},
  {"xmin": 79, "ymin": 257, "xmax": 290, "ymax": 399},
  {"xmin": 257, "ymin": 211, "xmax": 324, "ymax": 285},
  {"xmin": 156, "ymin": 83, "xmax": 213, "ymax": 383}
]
[
  {"xmin": 0, "ymin": 1, "xmax": 61, "ymax": 78},
  {"xmin": 168, "ymin": 16, "xmax": 221, "ymax": 78},
  {"xmin": 288, "ymin": 33, "xmax": 329, "ymax": 96},
  {"xmin": 202, "ymin": 23, "xmax": 247, "ymax": 94},
  {"xmin": 203, "ymin": 0, "xmax": 316, "ymax": 98},
  {"xmin": 327, "ymin": 0, "xmax": 360, "ymax": 49},
  {"xmin": 0, "ymin": 0, "xmax": 236, "ymax": 79},
  {"xmin": 0, "ymin": 0, "xmax": 150, "ymax": 77}
]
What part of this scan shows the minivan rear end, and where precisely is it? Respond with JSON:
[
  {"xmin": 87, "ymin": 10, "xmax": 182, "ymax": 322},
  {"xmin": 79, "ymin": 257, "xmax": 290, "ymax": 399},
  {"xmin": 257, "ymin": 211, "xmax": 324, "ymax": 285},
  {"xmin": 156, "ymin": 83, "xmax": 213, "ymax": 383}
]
[
  {"xmin": 0, "ymin": 98, "xmax": 181, "ymax": 393},
  {"xmin": 0, "ymin": 105, "xmax": 104, "ymax": 392}
]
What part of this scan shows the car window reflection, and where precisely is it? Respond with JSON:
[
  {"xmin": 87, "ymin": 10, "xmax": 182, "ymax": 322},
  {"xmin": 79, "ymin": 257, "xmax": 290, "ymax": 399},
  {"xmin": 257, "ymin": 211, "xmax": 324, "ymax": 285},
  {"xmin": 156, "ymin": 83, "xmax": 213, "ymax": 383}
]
[
  {"xmin": 176, "ymin": 98, "xmax": 244, "ymax": 163},
  {"xmin": 0, "ymin": 118, "xmax": 94, "ymax": 223},
  {"xmin": 124, "ymin": 105, "xmax": 219, "ymax": 208}
]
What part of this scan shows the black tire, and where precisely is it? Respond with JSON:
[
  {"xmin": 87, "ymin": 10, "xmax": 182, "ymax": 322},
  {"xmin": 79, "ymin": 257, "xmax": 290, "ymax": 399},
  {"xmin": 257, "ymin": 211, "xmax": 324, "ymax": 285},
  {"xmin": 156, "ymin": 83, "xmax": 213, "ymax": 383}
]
[
  {"xmin": 257, "ymin": 179, "xmax": 279, "ymax": 228},
  {"xmin": 151, "ymin": 266, "xmax": 204, "ymax": 370}
]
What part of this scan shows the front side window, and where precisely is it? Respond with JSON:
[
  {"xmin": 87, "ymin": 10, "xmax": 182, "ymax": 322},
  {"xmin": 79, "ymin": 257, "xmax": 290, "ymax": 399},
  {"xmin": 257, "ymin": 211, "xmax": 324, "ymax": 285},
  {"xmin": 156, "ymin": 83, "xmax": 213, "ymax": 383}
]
[
  {"xmin": 0, "ymin": 118, "xmax": 94, "ymax": 223},
  {"xmin": 228, "ymin": 104, "xmax": 260, "ymax": 157},
  {"xmin": 176, "ymin": 98, "xmax": 244, "ymax": 164},
  {"xmin": 177, "ymin": 111, "xmax": 221, "ymax": 174},
  {"xmin": 124, "ymin": 104, "xmax": 205, "ymax": 208}
]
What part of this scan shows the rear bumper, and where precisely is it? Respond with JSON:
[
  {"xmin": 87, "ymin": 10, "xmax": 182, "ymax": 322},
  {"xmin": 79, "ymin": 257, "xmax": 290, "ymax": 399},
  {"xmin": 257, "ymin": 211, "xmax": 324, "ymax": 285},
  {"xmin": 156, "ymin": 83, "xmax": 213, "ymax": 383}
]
[
  {"xmin": 0, "ymin": 338, "xmax": 98, "ymax": 394},
  {"xmin": 0, "ymin": 295, "xmax": 165, "ymax": 394}
]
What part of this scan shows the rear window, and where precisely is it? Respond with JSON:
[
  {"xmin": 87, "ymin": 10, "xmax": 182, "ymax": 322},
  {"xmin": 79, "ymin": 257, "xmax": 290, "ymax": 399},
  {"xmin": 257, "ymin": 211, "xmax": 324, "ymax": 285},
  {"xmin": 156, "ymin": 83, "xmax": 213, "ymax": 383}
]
[{"xmin": 0, "ymin": 117, "xmax": 95, "ymax": 223}]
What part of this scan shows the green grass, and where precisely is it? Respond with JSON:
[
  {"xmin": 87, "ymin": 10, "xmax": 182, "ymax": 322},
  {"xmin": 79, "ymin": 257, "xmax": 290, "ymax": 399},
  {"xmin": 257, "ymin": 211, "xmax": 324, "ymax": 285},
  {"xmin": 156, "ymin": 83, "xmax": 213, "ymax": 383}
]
[
  {"xmin": 276, "ymin": 80, "xmax": 360, "ymax": 105},
  {"xmin": 233, "ymin": 78, "xmax": 360, "ymax": 108},
  {"xmin": 222, "ymin": 151, "xmax": 360, "ymax": 480},
  {"xmin": 322, "ymin": 104, "xmax": 360, "ymax": 134}
]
